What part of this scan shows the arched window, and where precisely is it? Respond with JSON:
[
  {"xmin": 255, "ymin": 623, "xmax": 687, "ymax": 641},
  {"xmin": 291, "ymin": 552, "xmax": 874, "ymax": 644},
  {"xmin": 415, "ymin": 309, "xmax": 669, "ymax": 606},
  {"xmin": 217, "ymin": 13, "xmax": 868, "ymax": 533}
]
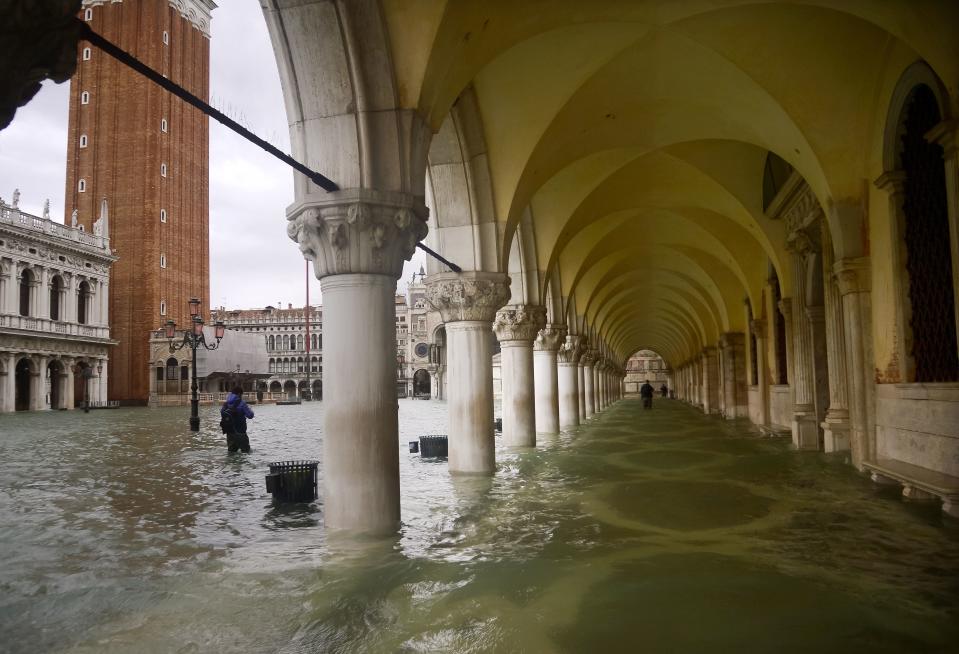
[
  {"xmin": 166, "ymin": 357, "xmax": 179, "ymax": 381},
  {"xmin": 79, "ymin": 134, "xmax": 88, "ymax": 148},
  {"xmin": 311, "ymin": 333, "xmax": 317, "ymax": 349},
  {"xmin": 160, "ymin": 209, "xmax": 167, "ymax": 223},
  {"xmin": 160, "ymin": 163, "xmax": 167, "ymax": 177},
  {"xmin": 297, "ymin": 334, "xmax": 304, "ymax": 351},
  {"xmin": 269, "ymin": 359, "xmax": 275, "ymax": 374},
  {"xmin": 77, "ymin": 281, "xmax": 90, "ymax": 324},
  {"xmin": 49, "ymin": 275, "xmax": 62, "ymax": 321},
  {"xmin": 82, "ymin": 47, "xmax": 91, "ymax": 61},
  {"xmin": 160, "ymin": 300, "xmax": 167, "ymax": 316},
  {"xmin": 283, "ymin": 334, "xmax": 289, "ymax": 350},
  {"xmin": 81, "ymin": 91, "xmax": 90, "ymax": 105},
  {"xmin": 78, "ymin": 179, "xmax": 86, "ymax": 192},
  {"xmin": 19, "ymin": 268, "xmax": 33, "ymax": 316},
  {"xmin": 156, "ymin": 366, "xmax": 164, "ymax": 382},
  {"xmin": 84, "ymin": 8, "xmax": 93, "ymax": 20},
  {"xmin": 160, "ymin": 253, "xmax": 167, "ymax": 268},
  {"xmin": 161, "ymin": 118, "xmax": 168, "ymax": 133},
  {"xmin": 897, "ymin": 84, "xmax": 957, "ymax": 382},
  {"xmin": 162, "ymin": 30, "xmax": 169, "ymax": 45},
  {"xmin": 297, "ymin": 357, "xmax": 304, "ymax": 372},
  {"xmin": 269, "ymin": 335, "xmax": 275, "ymax": 350}
]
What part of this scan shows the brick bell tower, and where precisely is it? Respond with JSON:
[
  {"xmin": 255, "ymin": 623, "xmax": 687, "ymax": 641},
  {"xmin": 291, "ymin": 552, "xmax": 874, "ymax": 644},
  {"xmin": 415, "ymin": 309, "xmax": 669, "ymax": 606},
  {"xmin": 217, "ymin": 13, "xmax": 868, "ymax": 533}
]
[{"xmin": 64, "ymin": 0, "xmax": 215, "ymax": 404}]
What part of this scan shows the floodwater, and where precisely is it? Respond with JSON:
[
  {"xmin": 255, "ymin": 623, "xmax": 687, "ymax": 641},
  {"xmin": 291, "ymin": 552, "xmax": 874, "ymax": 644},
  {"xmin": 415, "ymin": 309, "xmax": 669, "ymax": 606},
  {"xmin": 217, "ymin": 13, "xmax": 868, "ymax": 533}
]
[{"xmin": 1, "ymin": 399, "xmax": 957, "ymax": 653}]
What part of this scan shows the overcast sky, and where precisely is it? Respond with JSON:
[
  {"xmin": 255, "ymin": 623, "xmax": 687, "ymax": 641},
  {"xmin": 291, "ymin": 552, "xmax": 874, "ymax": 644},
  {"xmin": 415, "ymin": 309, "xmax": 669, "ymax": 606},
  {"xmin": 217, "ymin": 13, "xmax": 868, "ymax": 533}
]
[{"xmin": 0, "ymin": 0, "xmax": 423, "ymax": 310}]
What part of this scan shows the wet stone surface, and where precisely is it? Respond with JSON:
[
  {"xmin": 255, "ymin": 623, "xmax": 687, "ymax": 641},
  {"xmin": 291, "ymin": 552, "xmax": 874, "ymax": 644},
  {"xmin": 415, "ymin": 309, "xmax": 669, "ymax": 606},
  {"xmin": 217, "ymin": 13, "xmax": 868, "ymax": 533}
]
[{"xmin": 1, "ymin": 398, "xmax": 958, "ymax": 652}]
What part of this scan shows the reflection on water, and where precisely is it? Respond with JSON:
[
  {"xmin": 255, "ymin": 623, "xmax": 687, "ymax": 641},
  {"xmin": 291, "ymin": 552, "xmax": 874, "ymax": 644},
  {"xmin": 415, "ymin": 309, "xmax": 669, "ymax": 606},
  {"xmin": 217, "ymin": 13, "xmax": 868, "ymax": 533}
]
[{"xmin": 0, "ymin": 399, "xmax": 957, "ymax": 652}]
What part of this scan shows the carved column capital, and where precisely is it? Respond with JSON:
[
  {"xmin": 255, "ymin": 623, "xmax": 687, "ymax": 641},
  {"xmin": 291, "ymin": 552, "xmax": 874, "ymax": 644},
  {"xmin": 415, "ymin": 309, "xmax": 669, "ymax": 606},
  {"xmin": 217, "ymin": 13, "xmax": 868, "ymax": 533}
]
[
  {"xmin": 783, "ymin": 184, "xmax": 823, "ymax": 232},
  {"xmin": 749, "ymin": 319, "xmax": 767, "ymax": 336},
  {"xmin": 557, "ymin": 334, "xmax": 585, "ymax": 364},
  {"xmin": 493, "ymin": 304, "xmax": 546, "ymax": 343},
  {"xmin": 777, "ymin": 297, "xmax": 793, "ymax": 319},
  {"xmin": 286, "ymin": 189, "xmax": 428, "ymax": 279},
  {"xmin": 834, "ymin": 257, "xmax": 871, "ymax": 295},
  {"xmin": 786, "ymin": 226, "xmax": 820, "ymax": 257},
  {"xmin": 873, "ymin": 170, "xmax": 907, "ymax": 194},
  {"xmin": 534, "ymin": 324, "xmax": 567, "ymax": 352},
  {"xmin": 926, "ymin": 119, "xmax": 959, "ymax": 158},
  {"xmin": 424, "ymin": 271, "xmax": 511, "ymax": 323},
  {"xmin": 581, "ymin": 349, "xmax": 600, "ymax": 366}
]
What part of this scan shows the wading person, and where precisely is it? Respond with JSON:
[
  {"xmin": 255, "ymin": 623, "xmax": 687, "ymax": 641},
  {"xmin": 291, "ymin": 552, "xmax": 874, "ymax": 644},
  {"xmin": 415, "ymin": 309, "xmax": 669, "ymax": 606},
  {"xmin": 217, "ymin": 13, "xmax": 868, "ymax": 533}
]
[
  {"xmin": 640, "ymin": 380, "xmax": 655, "ymax": 410},
  {"xmin": 660, "ymin": 383, "xmax": 668, "ymax": 398},
  {"xmin": 220, "ymin": 386, "xmax": 255, "ymax": 453}
]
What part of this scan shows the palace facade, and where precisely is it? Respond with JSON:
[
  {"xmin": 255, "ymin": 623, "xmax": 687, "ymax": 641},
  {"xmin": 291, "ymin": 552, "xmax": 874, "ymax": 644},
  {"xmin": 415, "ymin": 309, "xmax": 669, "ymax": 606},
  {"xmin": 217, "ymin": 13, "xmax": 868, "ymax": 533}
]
[{"xmin": 0, "ymin": 197, "xmax": 115, "ymax": 412}]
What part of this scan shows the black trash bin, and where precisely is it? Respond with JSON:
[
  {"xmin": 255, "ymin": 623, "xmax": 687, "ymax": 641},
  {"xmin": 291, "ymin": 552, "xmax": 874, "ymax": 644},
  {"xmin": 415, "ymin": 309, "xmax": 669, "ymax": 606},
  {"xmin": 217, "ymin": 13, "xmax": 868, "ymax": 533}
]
[
  {"xmin": 419, "ymin": 435, "xmax": 448, "ymax": 458},
  {"xmin": 265, "ymin": 460, "xmax": 318, "ymax": 503}
]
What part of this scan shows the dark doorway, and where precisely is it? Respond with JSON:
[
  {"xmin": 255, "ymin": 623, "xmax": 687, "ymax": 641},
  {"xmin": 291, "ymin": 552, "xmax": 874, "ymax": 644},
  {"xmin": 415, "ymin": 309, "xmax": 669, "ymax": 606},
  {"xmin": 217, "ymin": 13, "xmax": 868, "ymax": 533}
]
[{"xmin": 15, "ymin": 358, "xmax": 32, "ymax": 411}]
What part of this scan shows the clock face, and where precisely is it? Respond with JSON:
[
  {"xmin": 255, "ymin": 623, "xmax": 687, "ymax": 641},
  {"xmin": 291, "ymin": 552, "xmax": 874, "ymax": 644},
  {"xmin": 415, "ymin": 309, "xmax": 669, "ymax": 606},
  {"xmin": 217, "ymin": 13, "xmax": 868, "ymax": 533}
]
[{"xmin": 414, "ymin": 342, "xmax": 429, "ymax": 358}]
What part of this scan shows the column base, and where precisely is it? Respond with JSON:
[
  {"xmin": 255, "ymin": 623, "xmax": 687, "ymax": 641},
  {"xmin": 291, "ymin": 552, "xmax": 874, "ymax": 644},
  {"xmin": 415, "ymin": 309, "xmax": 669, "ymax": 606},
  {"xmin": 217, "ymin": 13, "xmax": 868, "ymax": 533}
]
[
  {"xmin": 791, "ymin": 412, "xmax": 820, "ymax": 450},
  {"xmin": 822, "ymin": 417, "xmax": 851, "ymax": 453}
]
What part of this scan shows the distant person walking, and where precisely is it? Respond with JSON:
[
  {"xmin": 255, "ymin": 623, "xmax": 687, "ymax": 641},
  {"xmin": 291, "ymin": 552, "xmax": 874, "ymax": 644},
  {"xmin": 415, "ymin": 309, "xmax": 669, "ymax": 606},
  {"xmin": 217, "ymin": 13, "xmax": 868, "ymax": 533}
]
[
  {"xmin": 660, "ymin": 384, "xmax": 668, "ymax": 398},
  {"xmin": 640, "ymin": 380, "xmax": 655, "ymax": 409},
  {"xmin": 220, "ymin": 386, "xmax": 255, "ymax": 453}
]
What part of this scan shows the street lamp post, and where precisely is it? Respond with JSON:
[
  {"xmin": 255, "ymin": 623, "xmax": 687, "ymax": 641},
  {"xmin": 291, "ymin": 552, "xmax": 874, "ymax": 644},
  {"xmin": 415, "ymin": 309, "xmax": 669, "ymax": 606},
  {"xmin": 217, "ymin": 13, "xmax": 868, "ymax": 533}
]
[{"xmin": 165, "ymin": 297, "xmax": 225, "ymax": 432}]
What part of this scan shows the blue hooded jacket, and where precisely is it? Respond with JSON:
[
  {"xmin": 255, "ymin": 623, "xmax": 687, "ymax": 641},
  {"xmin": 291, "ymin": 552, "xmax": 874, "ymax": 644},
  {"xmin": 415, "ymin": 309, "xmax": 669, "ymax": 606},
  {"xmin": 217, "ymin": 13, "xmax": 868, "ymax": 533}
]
[{"xmin": 222, "ymin": 392, "xmax": 254, "ymax": 433}]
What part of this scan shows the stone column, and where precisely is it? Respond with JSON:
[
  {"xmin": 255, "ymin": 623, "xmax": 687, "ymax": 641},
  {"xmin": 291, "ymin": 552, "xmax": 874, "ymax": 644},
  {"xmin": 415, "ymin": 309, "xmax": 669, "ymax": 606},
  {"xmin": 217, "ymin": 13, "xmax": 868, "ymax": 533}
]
[
  {"xmin": 534, "ymin": 324, "xmax": 566, "ymax": 435},
  {"xmin": 591, "ymin": 361, "xmax": 602, "ymax": 414},
  {"xmin": 751, "ymin": 319, "xmax": 770, "ymax": 427},
  {"xmin": 835, "ymin": 257, "xmax": 874, "ymax": 469},
  {"xmin": 96, "ymin": 359, "xmax": 108, "ymax": 403},
  {"xmin": 63, "ymin": 357, "xmax": 75, "ymax": 410},
  {"xmin": 287, "ymin": 191, "xmax": 428, "ymax": 534},
  {"xmin": 582, "ymin": 350, "xmax": 597, "ymax": 419},
  {"xmin": 31, "ymin": 356, "xmax": 47, "ymax": 410},
  {"xmin": 493, "ymin": 304, "xmax": 546, "ymax": 447},
  {"xmin": 1, "ymin": 352, "xmax": 15, "ymax": 412},
  {"xmin": 786, "ymin": 230, "xmax": 820, "ymax": 450},
  {"xmin": 557, "ymin": 334, "xmax": 583, "ymax": 428},
  {"xmin": 427, "ymin": 271, "xmax": 511, "ymax": 473},
  {"xmin": 821, "ymin": 270, "xmax": 851, "ymax": 452},
  {"xmin": 719, "ymin": 332, "xmax": 747, "ymax": 419},
  {"xmin": 701, "ymin": 347, "xmax": 719, "ymax": 414},
  {"xmin": 577, "ymin": 360, "xmax": 586, "ymax": 418}
]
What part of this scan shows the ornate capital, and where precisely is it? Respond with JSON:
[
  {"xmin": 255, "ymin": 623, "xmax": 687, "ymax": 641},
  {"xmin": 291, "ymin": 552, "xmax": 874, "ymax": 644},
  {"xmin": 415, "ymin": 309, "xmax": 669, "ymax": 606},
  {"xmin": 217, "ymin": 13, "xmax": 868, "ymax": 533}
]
[
  {"xmin": 777, "ymin": 297, "xmax": 793, "ymax": 319},
  {"xmin": 874, "ymin": 170, "xmax": 907, "ymax": 194},
  {"xmin": 926, "ymin": 119, "xmax": 959, "ymax": 158},
  {"xmin": 719, "ymin": 331, "xmax": 744, "ymax": 349},
  {"xmin": 786, "ymin": 226, "xmax": 820, "ymax": 257},
  {"xmin": 749, "ymin": 319, "xmax": 766, "ymax": 337},
  {"xmin": 424, "ymin": 271, "xmax": 511, "ymax": 323},
  {"xmin": 581, "ymin": 349, "xmax": 600, "ymax": 367},
  {"xmin": 834, "ymin": 257, "xmax": 871, "ymax": 296},
  {"xmin": 557, "ymin": 334, "xmax": 585, "ymax": 364},
  {"xmin": 534, "ymin": 324, "xmax": 567, "ymax": 352},
  {"xmin": 493, "ymin": 304, "xmax": 546, "ymax": 343},
  {"xmin": 702, "ymin": 346, "xmax": 717, "ymax": 358},
  {"xmin": 286, "ymin": 189, "xmax": 428, "ymax": 279}
]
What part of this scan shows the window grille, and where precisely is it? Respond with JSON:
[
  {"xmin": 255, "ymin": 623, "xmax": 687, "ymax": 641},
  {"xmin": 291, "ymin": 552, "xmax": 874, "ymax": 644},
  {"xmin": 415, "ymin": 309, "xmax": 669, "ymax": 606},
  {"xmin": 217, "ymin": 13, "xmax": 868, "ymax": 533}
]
[{"xmin": 900, "ymin": 85, "xmax": 958, "ymax": 382}]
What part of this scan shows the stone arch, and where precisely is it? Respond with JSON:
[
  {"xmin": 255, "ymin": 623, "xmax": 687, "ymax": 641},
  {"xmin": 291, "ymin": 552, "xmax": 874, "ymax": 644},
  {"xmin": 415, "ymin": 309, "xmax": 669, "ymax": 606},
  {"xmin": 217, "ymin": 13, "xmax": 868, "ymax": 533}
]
[
  {"xmin": 15, "ymin": 356, "xmax": 34, "ymax": 411},
  {"xmin": 49, "ymin": 274, "xmax": 63, "ymax": 321}
]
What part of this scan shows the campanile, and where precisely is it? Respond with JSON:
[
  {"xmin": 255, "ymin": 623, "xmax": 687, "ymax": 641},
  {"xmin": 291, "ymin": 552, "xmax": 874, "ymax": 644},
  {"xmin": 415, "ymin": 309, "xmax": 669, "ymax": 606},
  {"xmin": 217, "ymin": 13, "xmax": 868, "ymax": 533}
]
[{"xmin": 64, "ymin": 0, "xmax": 215, "ymax": 404}]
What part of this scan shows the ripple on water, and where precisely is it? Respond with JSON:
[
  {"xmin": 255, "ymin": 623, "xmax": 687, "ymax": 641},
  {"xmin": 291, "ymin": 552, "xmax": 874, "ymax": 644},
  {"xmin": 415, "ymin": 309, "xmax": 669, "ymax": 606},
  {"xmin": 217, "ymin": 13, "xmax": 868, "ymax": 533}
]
[
  {"xmin": 604, "ymin": 480, "xmax": 774, "ymax": 531},
  {"xmin": 621, "ymin": 449, "xmax": 718, "ymax": 470}
]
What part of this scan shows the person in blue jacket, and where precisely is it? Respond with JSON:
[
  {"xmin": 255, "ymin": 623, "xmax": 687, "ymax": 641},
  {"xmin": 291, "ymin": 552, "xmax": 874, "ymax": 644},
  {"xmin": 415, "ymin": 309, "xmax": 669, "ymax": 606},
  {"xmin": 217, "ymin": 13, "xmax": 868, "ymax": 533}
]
[{"xmin": 221, "ymin": 386, "xmax": 255, "ymax": 453}]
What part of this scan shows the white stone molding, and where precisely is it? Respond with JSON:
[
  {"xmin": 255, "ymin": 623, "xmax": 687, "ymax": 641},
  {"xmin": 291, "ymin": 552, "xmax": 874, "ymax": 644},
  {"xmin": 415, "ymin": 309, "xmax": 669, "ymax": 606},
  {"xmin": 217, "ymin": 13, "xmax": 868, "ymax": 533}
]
[
  {"xmin": 493, "ymin": 304, "xmax": 546, "ymax": 343},
  {"xmin": 425, "ymin": 271, "xmax": 511, "ymax": 323},
  {"xmin": 287, "ymin": 190, "xmax": 428, "ymax": 280}
]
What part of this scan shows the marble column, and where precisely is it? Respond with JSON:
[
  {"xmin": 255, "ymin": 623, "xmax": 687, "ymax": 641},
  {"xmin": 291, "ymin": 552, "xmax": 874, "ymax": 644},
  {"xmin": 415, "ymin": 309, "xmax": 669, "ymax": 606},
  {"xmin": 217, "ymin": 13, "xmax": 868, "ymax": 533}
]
[
  {"xmin": 427, "ymin": 271, "xmax": 511, "ymax": 474},
  {"xmin": 577, "ymin": 360, "xmax": 586, "ymax": 419},
  {"xmin": 701, "ymin": 347, "xmax": 719, "ymax": 414},
  {"xmin": 557, "ymin": 334, "xmax": 584, "ymax": 428},
  {"xmin": 582, "ymin": 350, "xmax": 597, "ymax": 419},
  {"xmin": 287, "ymin": 191, "xmax": 429, "ymax": 534},
  {"xmin": 751, "ymin": 319, "xmax": 770, "ymax": 427},
  {"xmin": 786, "ymin": 230, "xmax": 820, "ymax": 450},
  {"xmin": 719, "ymin": 332, "xmax": 747, "ymax": 419},
  {"xmin": 835, "ymin": 257, "xmax": 874, "ymax": 469},
  {"xmin": 822, "ymin": 270, "xmax": 851, "ymax": 452},
  {"xmin": 31, "ymin": 356, "xmax": 47, "ymax": 410},
  {"xmin": 494, "ymin": 304, "xmax": 546, "ymax": 447},
  {"xmin": 592, "ymin": 361, "xmax": 602, "ymax": 414},
  {"xmin": 1, "ymin": 352, "xmax": 15, "ymax": 412},
  {"xmin": 534, "ymin": 324, "xmax": 566, "ymax": 435},
  {"xmin": 63, "ymin": 358, "xmax": 75, "ymax": 410}
]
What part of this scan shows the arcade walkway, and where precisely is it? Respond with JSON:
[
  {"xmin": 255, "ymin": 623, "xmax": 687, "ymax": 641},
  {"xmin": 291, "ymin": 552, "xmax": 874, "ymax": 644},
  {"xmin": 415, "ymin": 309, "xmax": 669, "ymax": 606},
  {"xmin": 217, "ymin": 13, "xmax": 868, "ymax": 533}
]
[{"xmin": 1, "ymin": 400, "xmax": 956, "ymax": 651}]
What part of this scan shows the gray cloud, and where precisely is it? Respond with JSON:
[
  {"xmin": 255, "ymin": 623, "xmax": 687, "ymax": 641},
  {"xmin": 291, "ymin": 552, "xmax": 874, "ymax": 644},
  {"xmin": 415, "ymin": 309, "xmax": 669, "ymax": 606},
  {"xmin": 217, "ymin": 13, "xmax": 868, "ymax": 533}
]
[{"xmin": 0, "ymin": 0, "xmax": 426, "ymax": 312}]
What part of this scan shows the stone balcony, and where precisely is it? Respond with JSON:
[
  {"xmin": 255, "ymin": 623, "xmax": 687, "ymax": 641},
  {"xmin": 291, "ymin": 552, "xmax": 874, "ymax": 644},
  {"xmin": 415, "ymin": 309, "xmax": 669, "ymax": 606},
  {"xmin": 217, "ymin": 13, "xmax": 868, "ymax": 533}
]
[
  {"xmin": 0, "ymin": 313, "xmax": 111, "ymax": 341},
  {"xmin": 0, "ymin": 205, "xmax": 110, "ymax": 253}
]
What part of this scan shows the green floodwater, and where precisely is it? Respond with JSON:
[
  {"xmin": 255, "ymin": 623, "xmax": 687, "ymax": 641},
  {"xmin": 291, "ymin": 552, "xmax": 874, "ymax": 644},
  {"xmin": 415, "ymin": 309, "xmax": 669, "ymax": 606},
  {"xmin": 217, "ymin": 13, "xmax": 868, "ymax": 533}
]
[{"xmin": 0, "ymin": 398, "xmax": 957, "ymax": 653}]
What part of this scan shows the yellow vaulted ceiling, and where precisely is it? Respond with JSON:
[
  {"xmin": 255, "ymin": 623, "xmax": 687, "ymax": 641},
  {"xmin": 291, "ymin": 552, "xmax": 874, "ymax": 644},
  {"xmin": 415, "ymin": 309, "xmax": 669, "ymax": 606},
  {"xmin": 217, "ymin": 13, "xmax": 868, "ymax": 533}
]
[{"xmin": 382, "ymin": 0, "xmax": 959, "ymax": 364}]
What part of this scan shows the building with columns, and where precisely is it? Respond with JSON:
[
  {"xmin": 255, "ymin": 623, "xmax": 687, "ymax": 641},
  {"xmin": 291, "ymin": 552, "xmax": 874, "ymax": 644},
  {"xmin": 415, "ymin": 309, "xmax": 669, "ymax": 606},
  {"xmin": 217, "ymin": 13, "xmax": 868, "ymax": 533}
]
[
  {"xmin": 0, "ymin": 197, "xmax": 115, "ymax": 412},
  {"xmin": 624, "ymin": 350, "xmax": 670, "ymax": 396},
  {"xmin": 64, "ymin": 0, "xmax": 216, "ymax": 404},
  {"xmin": 7, "ymin": 2, "xmax": 958, "ymax": 531}
]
